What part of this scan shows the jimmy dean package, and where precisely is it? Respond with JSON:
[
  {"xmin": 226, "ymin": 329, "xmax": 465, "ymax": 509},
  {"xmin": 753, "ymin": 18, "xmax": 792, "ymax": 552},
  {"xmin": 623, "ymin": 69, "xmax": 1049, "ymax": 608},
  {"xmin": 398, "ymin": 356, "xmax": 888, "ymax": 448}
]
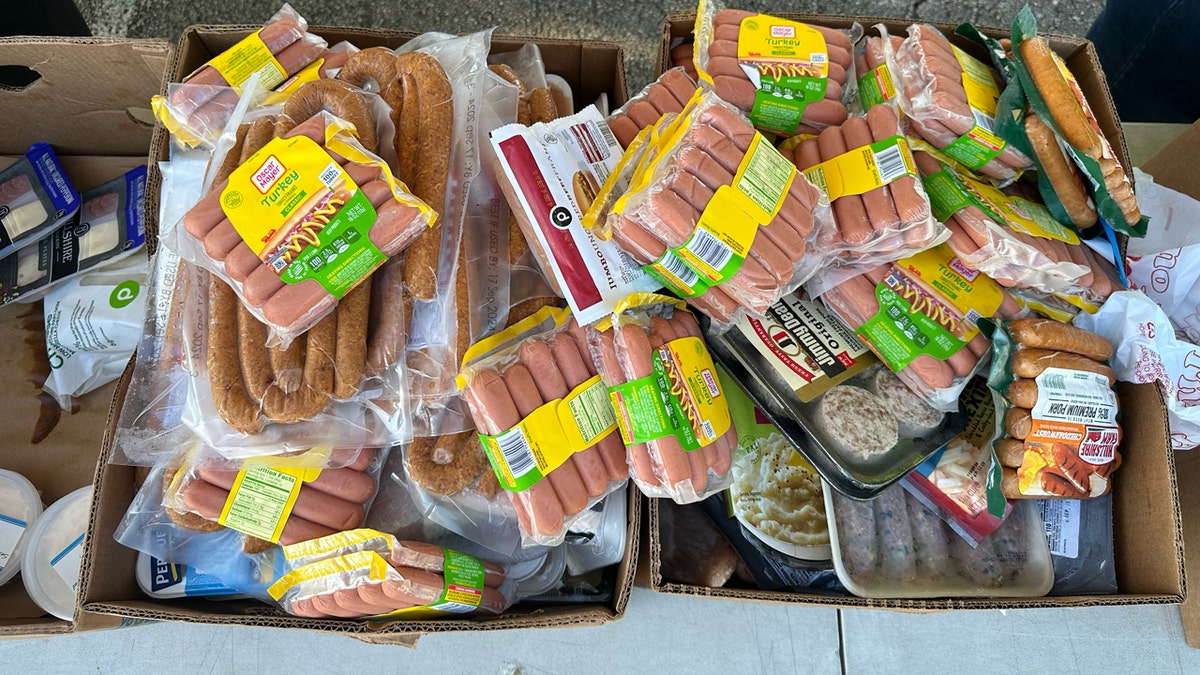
[
  {"xmin": 490, "ymin": 105, "xmax": 660, "ymax": 325},
  {"xmin": 0, "ymin": 166, "xmax": 147, "ymax": 305},
  {"xmin": 735, "ymin": 289, "xmax": 876, "ymax": 402},
  {"xmin": 0, "ymin": 143, "xmax": 81, "ymax": 258}
]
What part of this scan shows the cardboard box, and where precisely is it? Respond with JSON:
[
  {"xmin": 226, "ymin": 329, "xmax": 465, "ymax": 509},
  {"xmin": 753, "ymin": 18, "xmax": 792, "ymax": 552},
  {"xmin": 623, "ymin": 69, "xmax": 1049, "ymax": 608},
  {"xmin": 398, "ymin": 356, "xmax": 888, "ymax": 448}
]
[
  {"xmin": 80, "ymin": 25, "xmax": 636, "ymax": 646},
  {"xmin": 647, "ymin": 13, "xmax": 1185, "ymax": 611},
  {"xmin": 0, "ymin": 36, "xmax": 170, "ymax": 639}
]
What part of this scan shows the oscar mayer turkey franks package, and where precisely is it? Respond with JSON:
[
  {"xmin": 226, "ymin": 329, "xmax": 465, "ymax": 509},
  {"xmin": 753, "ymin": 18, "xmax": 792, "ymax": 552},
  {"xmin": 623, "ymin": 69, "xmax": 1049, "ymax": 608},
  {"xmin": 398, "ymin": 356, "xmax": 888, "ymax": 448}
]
[{"xmin": 489, "ymin": 105, "xmax": 660, "ymax": 326}]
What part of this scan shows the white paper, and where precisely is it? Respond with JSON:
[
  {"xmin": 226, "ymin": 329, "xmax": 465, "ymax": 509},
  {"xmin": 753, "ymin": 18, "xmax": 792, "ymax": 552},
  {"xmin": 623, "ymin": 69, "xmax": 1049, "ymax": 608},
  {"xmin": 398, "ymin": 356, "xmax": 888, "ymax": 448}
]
[
  {"xmin": 1074, "ymin": 290, "xmax": 1200, "ymax": 449},
  {"xmin": 50, "ymin": 533, "xmax": 84, "ymax": 593},
  {"xmin": 0, "ymin": 514, "xmax": 25, "ymax": 570}
]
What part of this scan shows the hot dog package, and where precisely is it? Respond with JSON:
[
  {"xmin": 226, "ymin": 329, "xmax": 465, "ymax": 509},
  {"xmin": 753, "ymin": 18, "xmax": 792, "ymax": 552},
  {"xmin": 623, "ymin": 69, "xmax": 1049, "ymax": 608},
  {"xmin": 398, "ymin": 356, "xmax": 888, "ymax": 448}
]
[
  {"xmin": 693, "ymin": 0, "xmax": 853, "ymax": 136},
  {"xmin": 457, "ymin": 306, "xmax": 630, "ymax": 547},
  {"xmin": 158, "ymin": 445, "xmax": 386, "ymax": 554},
  {"xmin": 819, "ymin": 243, "xmax": 1022, "ymax": 411},
  {"xmin": 490, "ymin": 103, "xmax": 660, "ymax": 326},
  {"xmin": 889, "ymin": 23, "xmax": 1033, "ymax": 182},
  {"xmin": 982, "ymin": 317, "xmax": 1123, "ymax": 500},
  {"xmin": 586, "ymin": 295, "xmax": 737, "ymax": 504},
  {"xmin": 855, "ymin": 31, "xmax": 902, "ymax": 110},
  {"xmin": 826, "ymin": 482, "xmax": 1053, "ymax": 598},
  {"xmin": 0, "ymin": 143, "xmax": 81, "ymax": 258},
  {"xmin": 0, "ymin": 166, "xmax": 147, "ymax": 306},
  {"xmin": 786, "ymin": 103, "xmax": 946, "ymax": 286},
  {"xmin": 916, "ymin": 148, "xmax": 1120, "ymax": 309},
  {"xmin": 1005, "ymin": 7, "xmax": 1147, "ymax": 238},
  {"xmin": 606, "ymin": 68, "xmax": 698, "ymax": 150},
  {"xmin": 603, "ymin": 89, "xmax": 831, "ymax": 325},
  {"xmin": 169, "ymin": 111, "xmax": 436, "ymax": 346},
  {"xmin": 151, "ymin": 3, "xmax": 328, "ymax": 148},
  {"xmin": 269, "ymin": 529, "xmax": 515, "ymax": 619}
]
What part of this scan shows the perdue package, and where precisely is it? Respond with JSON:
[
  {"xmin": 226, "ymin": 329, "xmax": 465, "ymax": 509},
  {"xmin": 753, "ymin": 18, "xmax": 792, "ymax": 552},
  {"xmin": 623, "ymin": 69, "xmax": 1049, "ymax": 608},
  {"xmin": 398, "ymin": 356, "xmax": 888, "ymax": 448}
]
[{"xmin": 489, "ymin": 105, "xmax": 660, "ymax": 326}]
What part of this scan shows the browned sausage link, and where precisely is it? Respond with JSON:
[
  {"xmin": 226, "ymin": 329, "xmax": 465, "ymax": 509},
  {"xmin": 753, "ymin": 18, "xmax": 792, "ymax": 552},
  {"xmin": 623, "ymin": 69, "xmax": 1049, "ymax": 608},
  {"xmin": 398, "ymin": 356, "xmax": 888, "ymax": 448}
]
[
  {"xmin": 528, "ymin": 87, "xmax": 558, "ymax": 123},
  {"xmin": 207, "ymin": 274, "xmax": 261, "ymax": 433},
  {"xmin": 333, "ymin": 277, "xmax": 371, "ymax": 400},
  {"xmin": 275, "ymin": 79, "xmax": 378, "ymax": 153},
  {"xmin": 261, "ymin": 309, "xmax": 337, "ymax": 423},
  {"xmin": 236, "ymin": 302, "xmax": 272, "ymax": 403},
  {"xmin": 365, "ymin": 256, "xmax": 407, "ymax": 376},
  {"xmin": 396, "ymin": 51, "xmax": 453, "ymax": 304}
]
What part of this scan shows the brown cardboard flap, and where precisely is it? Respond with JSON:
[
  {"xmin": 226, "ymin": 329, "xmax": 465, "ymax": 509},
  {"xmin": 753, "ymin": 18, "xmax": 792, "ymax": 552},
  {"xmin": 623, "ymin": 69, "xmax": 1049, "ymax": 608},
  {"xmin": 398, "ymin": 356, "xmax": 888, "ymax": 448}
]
[
  {"xmin": 1141, "ymin": 119, "xmax": 1200, "ymax": 198},
  {"xmin": 1177, "ymin": 449, "xmax": 1200, "ymax": 646},
  {"xmin": 0, "ymin": 38, "xmax": 169, "ymax": 157}
]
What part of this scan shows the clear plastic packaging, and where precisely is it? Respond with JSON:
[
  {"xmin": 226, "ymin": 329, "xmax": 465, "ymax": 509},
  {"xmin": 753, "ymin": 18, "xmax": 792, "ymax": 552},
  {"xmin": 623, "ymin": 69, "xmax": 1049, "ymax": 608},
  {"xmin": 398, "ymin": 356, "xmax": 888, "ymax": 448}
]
[
  {"xmin": 606, "ymin": 67, "xmax": 696, "ymax": 149},
  {"xmin": 827, "ymin": 483, "xmax": 1053, "ymax": 598},
  {"xmin": 819, "ymin": 244, "xmax": 1025, "ymax": 411},
  {"xmin": 565, "ymin": 487, "xmax": 628, "ymax": 576},
  {"xmin": 20, "ymin": 485, "xmax": 92, "ymax": 620},
  {"xmin": 0, "ymin": 143, "xmax": 81, "ymax": 258},
  {"xmin": 0, "ymin": 166, "xmax": 147, "ymax": 306},
  {"xmin": 890, "ymin": 23, "xmax": 1032, "ymax": 181},
  {"xmin": 694, "ymin": 0, "xmax": 853, "ymax": 136},
  {"xmin": 604, "ymin": 90, "xmax": 831, "ymax": 324},
  {"xmin": 151, "ymin": 3, "xmax": 328, "ymax": 148},
  {"xmin": 785, "ymin": 103, "xmax": 946, "ymax": 286},
  {"xmin": 586, "ymin": 296, "xmax": 736, "ymax": 504},
  {"xmin": 0, "ymin": 469, "xmax": 43, "ymax": 587},
  {"xmin": 458, "ymin": 306, "xmax": 630, "ymax": 546},
  {"xmin": 168, "ymin": 110, "xmax": 436, "ymax": 346}
]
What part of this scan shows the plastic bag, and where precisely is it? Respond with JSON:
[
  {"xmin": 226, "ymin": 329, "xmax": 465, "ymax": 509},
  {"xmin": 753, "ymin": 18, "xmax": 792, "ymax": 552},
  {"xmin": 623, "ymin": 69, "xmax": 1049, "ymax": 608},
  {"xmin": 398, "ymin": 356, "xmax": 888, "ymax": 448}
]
[
  {"xmin": 1073, "ymin": 290, "xmax": 1200, "ymax": 449},
  {"xmin": 1038, "ymin": 494, "xmax": 1118, "ymax": 595},
  {"xmin": 604, "ymin": 89, "xmax": 830, "ymax": 324},
  {"xmin": 1126, "ymin": 168, "xmax": 1200, "ymax": 343},
  {"xmin": 1, "ymin": 166, "xmax": 147, "ymax": 306},
  {"xmin": 586, "ymin": 295, "xmax": 736, "ymax": 503},
  {"xmin": 42, "ymin": 253, "xmax": 149, "ymax": 409},
  {"xmin": 150, "ymin": 3, "xmax": 328, "ymax": 148},
  {"xmin": 458, "ymin": 305, "xmax": 629, "ymax": 546},
  {"xmin": 693, "ymin": 0, "xmax": 852, "ymax": 136},
  {"xmin": 819, "ymin": 244, "xmax": 1022, "ymax": 411},
  {"xmin": 890, "ymin": 23, "xmax": 1032, "ymax": 181},
  {"xmin": 565, "ymin": 487, "xmax": 628, "ymax": 576}
]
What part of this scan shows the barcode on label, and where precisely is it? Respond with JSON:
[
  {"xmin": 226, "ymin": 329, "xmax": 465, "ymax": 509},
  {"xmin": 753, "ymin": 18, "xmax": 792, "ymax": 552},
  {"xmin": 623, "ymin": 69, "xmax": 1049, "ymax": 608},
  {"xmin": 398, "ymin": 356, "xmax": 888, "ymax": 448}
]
[
  {"xmin": 659, "ymin": 252, "xmax": 699, "ymax": 289},
  {"xmin": 873, "ymin": 143, "xmax": 907, "ymax": 184},
  {"xmin": 319, "ymin": 163, "xmax": 342, "ymax": 189},
  {"xmin": 596, "ymin": 119, "xmax": 620, "ymax": 151},
  {"xmin": 685, "ymin": 228, "xmax": 733, "ymax": 273},
  {"xmin": 1042, "ymin": 373, "xmax": 1067, "ymax": 390},
  {"xmin": 495, "ymin": 427, "xmax": 536, "ymax": 478},
  {"xmin": 971, "ymin": 109, "xmax": 996, "ymax": 133}
]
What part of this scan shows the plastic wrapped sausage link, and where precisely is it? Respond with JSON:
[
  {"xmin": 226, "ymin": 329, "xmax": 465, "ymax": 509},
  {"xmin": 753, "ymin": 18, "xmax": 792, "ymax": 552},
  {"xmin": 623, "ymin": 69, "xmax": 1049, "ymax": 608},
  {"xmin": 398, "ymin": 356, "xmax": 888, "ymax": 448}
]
[
  {"xmin": 820, "ymin": 243, "xmax": 1023, "ymax": 411},
  {"xmin": 694, "ymin": 0, "xmax": 852, "ymax": 136},
  {"xmin": 787, "ymin": 103, "xmax": 946, "ymax": 278},
  {"xmin": 605, "ymin": 90, "xmax": 831, "ymax": 325},
  {"xmin": 586, "ymin": 295, "xmax": 737, "ymax": 503},
  {"xmin": 458, "ymin": 306, "xmax": 629, "ymax": 547},
  {"xmin": 606, "ymin": 68, "xmax": 698, "ymax": 149},
  {"xmin": 270, "ymin": 529, "xmax": 515, "ymax": 619},
  {"xmin": 827, "ymin": 483, "xmax": 1053, "ymax": 598},
  {"xmin": 151, "ymin": 3, "xmax": 328, "ymax": 147},
  {"xmin": 915, "ymin": 149, "xmax": 1120, "ymax": 310},
  {"xmin": 982, "ymin": 317, "xmax": 1123, "ymax": 500},
  {"xmin": 891, "ymin": 24, "xmax": 1033, "ymax": 181},
  {"xmin": 162, "ymin": 446, "xmax": 384, "ymax": 554},
  {"xmin": 175, "ymin": 112, "xmax": 436, "ymax": 345},
  {"xmin": 855, "ymin": 33, "xmax": 903, "ymax": 110}
]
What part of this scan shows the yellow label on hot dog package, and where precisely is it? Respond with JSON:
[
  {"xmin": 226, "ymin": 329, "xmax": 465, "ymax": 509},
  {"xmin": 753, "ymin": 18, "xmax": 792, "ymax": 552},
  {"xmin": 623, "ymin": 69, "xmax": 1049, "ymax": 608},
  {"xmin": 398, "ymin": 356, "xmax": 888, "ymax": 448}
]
[
  {"xmin": 897, "ymin": 243, "xmax": 1004, "ymax": 344},
  {"xmin": 206, "ymin": 30, "xmax": 288, "ymax": 92},
  {"xmin": 218, "ymin": 465, "xmax": 322, "ymax": 543},
  {"xmin": 221, "ymin": 134, "xmax": 386, "ymax": 298},
  {"xmin": 803, "ymin": 135, "xmax": 916, "ymax": 201},
  {"xmin": 478, "ymin": 373, "xmax": 618, "ymax": 492},
  {"xmin": 262, "ymin": 58, "xmax": 325, "ymax": 106},
  {"xmin": 941, "ymin": 45, "xmax": 1008, "ymax": 169},
  {"xmin": 732, "ymin": 15, "xmax": 830, "ymax": 135}
]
